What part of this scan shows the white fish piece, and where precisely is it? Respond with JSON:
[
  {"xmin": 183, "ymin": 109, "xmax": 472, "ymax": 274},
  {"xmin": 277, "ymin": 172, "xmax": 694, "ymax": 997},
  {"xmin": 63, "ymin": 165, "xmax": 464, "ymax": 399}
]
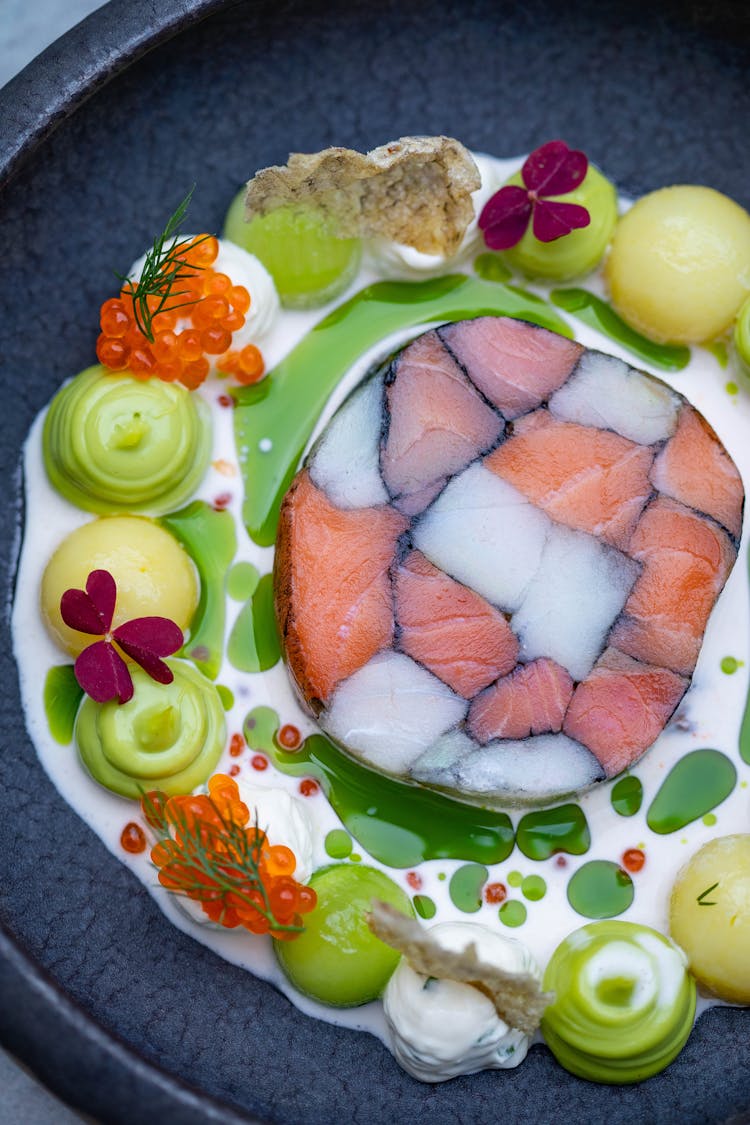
[
  {"xmin": 308, "ymin": 373, "xmax": 389, "ymax": 509},
  {"xmin": 413, "ymin": 463, "xmax": 550, "ymax": 612},
  {"xmin": 322, "ymin": 651, "xmax": 467, "ymax": 775},
  {"xmin": 511, "ymin": 523, "xmax": 639, "ymax": 682},
  {"xmin": 410, "ymin": 729, "xmax": 478, "ymax": 787},
  {"xmin": 549, "ymin": 350, "xmax": 680, "ymax": 445},
  {"xmin": 456, "ymin": 733, "xmax": 604, "ymax": 799}
]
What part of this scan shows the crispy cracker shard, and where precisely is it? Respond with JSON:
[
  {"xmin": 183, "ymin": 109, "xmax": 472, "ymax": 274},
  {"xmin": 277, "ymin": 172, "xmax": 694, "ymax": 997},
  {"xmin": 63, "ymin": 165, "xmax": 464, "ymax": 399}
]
[
  {"xmin": 244, "ymin": 137, "xmax": 481, "ymax": 256},
  {"xmin": 367, "ymin": 900, "xmax": 553, "ymax": 1035}
]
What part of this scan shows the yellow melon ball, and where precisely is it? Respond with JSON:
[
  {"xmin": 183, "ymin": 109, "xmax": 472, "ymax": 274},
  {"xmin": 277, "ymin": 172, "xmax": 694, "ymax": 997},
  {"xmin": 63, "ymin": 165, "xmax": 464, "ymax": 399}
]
[
  {"xmin": 669, "ymin": 834, "xmax": 750, "ymax": 1003},
  {"xmin": 41, "ymin": 516, "xmax": 199, "ymax": 657},
  {"xmin": 605, "ymin": 186, "xmax": 750, "ymax": 343}
]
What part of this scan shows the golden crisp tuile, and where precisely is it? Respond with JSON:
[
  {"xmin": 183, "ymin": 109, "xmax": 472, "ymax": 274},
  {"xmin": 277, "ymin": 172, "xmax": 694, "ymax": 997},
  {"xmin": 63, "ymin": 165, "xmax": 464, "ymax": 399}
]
[
  {"xmin": 244, "ymin": 137, "xmax": 481, "ymax": 256},
  {"xmin": 367, "ymin": 900, "xmax": 553, "ymax": 1035}
]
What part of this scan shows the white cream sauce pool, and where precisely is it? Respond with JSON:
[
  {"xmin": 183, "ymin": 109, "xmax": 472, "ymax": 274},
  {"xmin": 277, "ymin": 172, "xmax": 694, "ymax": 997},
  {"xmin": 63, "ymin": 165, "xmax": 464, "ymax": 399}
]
[{"xmin": 11, "ymin": 155, "xmax": 750, "ymax": 1059}]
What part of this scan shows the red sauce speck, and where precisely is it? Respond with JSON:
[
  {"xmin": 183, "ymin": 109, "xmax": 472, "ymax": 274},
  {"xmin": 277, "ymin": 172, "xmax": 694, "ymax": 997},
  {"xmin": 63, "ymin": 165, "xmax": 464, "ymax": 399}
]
[
  {"xmin": 120, "ymin": 822, "xmax": 146, "ymax": 854},
  {"xmin": 555, "ymin": 855, "xmax": 568, "ymax": 868},
  {"xmin": 406, "ymin": 871, "xmax": 422, "ymax": 891},
  {"xmin": 229, "ymin": 733, "xmax": 245, "ymax": 757},
  {"xmin": 277, "ymin": 723, "xmax": 302, "ymax": 750},
  {"xmin": 622, "ymin": 848, "xmax": 645, "ymax": 873},
  {"xmin": 217, "ymin": 394, "xmax": 234, "ymax": 408},
  {"xmin": 299, "ymin": 778, "xmax": 319, "ymax": 797},
  {"xmin": 213, "ymin": 492, "xmax": 232, "ymax": 511},
  {"xmin": 251, "ymin": 754, "xmax": 268, "ymax": 771},
  {"xmin": 484, "ymin": 882, "xmax": 507, "ymax": 905},
  {"xmin": 228, "ymin": 764, "xmax": 241, "ymax": 777}
]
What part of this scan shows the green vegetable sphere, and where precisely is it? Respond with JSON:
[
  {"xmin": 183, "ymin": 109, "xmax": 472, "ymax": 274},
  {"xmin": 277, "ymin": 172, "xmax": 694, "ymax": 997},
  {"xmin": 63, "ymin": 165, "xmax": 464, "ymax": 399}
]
[
  {"xmin": 223, "ymin": 190, "xmax": 361, "ymax": 309},
  {"xmin": 500, "ymin": 164, "xmax": 617, "ymax": 281},
  {"xmin": 274, "ymin": 864, "xmax": 413, "ymax": 1006}
]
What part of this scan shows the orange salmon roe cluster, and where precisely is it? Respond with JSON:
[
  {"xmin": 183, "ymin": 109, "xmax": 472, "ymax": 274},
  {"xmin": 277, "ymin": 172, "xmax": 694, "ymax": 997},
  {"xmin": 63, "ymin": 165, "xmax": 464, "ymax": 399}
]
[
  {"xmin": 96, "ymin": 236, "xmax": 265, "ymax": 389},
  {"xmin": 142, "ymin": 774, "xmax": 316, "ymax": 938}
]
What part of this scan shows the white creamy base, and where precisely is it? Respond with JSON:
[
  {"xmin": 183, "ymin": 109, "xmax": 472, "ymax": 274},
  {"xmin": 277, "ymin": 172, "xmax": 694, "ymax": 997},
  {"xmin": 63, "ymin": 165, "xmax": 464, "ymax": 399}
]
[{"xmin": 11, "ymin": 154, "xmax": 750, "ymax": 1069}]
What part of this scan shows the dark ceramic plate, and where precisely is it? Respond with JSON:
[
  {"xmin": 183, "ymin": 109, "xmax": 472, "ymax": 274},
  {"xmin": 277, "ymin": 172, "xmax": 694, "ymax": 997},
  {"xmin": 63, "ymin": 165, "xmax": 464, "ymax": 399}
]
[{"xmin": 1, "ymin": 1, "xmax": 749, "ymax": 1121}]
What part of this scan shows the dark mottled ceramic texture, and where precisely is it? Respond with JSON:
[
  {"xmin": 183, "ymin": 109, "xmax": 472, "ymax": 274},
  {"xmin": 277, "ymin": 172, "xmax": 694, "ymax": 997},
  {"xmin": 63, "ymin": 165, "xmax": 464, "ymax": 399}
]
[{"xmin": 1, "ymin": 1, "xmax": 749, "ymax": 1122}]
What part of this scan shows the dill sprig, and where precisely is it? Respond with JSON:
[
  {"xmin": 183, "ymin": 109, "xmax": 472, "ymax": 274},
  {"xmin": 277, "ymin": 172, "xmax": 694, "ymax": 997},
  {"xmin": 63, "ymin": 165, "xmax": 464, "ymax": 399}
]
[
  {"xmin": 142, "ymin": 790, "xmax": 303, "ymax": 935},
  {"xmin": 116, "ymin": 187, "xmax": 210, "ymax": 343}
]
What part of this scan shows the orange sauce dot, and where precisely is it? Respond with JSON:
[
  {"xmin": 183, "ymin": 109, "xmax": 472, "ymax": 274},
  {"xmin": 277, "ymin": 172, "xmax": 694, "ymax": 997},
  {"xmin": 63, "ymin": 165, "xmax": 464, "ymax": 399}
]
[
  {"xmin": 299, "ymin": 779, "xmax": 319, "ymax": 797},
  {"xmin": 228, "ymin": 764, "xmax": 240, "ymax": 777},
  {"xmin": 229, "ymin": 733, "xmax": 245, "ymax": 757},
  {"xmin": 406, "ymin": 871, "xmax": 422, "ymax": 891},
  {"xmin": 622, "ymin": 848, "xmax": 645, "ymax": 873},
  {"xmin": 120, "ymin": 822, "xmax": 147, "ymax": 854},
  {"xmin": 251, "ymin": 754, "xmax": 268, "ymax": 771},
  {"xmin": 277, "ymin": 724, "xmax": 302, "ymax": 751},
  {"xmin": 217, "ymin": 394, "xmax": 234, "ymax": 409},
  {"xmin": 484, "ymin": 882, "xmax": 507, "ymax": 904}
]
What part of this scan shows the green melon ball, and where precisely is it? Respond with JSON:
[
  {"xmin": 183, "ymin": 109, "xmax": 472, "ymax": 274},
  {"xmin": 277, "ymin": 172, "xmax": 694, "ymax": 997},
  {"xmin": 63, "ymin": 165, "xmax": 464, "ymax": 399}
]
[
  {"xmin": 223, "ymin": 190, "xmax": 361, "ymax": 309},
  {"xmin": 274, "ymin": 864, "xmax": 413, "ymax": 1006},
  {"xmin": 605, "ymin": 185, "xmax": 750, "ymax": 344},
  {"xmin": 500, "ymin": 164, "xmax": 617, "ymax": 281},
  {"xmin": 669, "ymin": 834, "xmax": 750, "ymax": 1003}
]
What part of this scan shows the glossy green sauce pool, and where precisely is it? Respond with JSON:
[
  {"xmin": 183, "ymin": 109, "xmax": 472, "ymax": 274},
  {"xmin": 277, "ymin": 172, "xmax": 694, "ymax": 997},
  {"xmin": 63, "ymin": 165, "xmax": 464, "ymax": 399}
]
[
  {"xmin": 516, "ymin": 804, "xmax": 590, "ymax": 860},
  {"xmin": 227, "ymin": 573, "xmax": 281, "ymax": 673},
  {"xmin": 611, "ymin": 776, "xmax": 644, "ymax": 817},
  {"xmin": 43, "ymin": 665, "xmax": 83, "ymax": 745},
  {"xmin": 449, "ymin": 864, "xmax": 488, "ymax": 913},
  {"xmin": 646, "ymin": 749, "xmax": 736, "ymax": 834},
  {"xmin": 567, "ymin": 861, "xmax": 634, "ymax": 919}
]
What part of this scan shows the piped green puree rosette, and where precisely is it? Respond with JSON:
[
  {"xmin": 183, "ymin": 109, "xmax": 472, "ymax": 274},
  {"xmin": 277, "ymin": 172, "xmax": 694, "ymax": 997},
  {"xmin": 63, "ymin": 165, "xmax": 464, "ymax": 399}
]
[
  {"xmin": 43, "ymin": 366, "xmax": 211, "ymax": 515},
  {"xmin": 541, "ymin": 921, "xmax": 696, "ymax": 1084},
  {"xmin": 76, "ymin": 660, "xmax": 225, "ymax": 798}
]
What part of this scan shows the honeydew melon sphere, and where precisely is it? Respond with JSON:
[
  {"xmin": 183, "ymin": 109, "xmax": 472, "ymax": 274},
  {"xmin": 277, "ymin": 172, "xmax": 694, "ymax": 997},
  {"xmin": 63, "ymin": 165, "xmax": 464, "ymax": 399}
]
[
  {"xmin": 223, "ymin": 190, "xmax": 361, "ymax": 309},
  {"xmin": 669, "ymin": 834, "xmax": 750, "ymax": 1003},
  {"xmin": 273, "ymin": 864, "xmax": 413, "ymax": 1006},
  {"xmin": 500, "ymin": 164, "xmax": 618, "ymax": 281},
  {"xmin": 41, "ymin": 516, "xmax": 199, "ymax": 657},
  {"xmin": 605, "ymin": 186, "xmax": 750, "ymax": 343}
]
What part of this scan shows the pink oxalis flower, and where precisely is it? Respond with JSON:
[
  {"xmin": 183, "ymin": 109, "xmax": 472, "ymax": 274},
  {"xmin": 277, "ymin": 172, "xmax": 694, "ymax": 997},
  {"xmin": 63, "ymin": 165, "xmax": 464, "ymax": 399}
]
[
  {"xmin": 60, "ymin": 569, "xmax": 184, "ymax": 704},
  {"xmin": 479, "ymin": 140, "xmax": 591, "ymax": 250}
]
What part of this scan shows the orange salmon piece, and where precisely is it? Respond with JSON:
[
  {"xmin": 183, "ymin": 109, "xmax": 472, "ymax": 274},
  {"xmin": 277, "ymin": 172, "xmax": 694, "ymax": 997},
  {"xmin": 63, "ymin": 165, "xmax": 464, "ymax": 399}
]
[
  {"xmin": 485, "ymin": 410, "xmax": 654, "ymax": 550},
  {"xmin": 439, "ymin": 316, "xmax": 584, "ymax": 419},
  {"xmin": 609, "ymin": 498, "xmax": 736, "ymax": 676},
  {"xmin": 467, "ymin": 657, "xmax": 574, "ymax": 743},
  {"xmin": 650, "ymin": 405, "xmax": 744, "ymax": 539},
  {"xmin": 395, "ymin": 551, "xmax": 518, "ymax": 698},
  {"xmin": 275, "ymin": 470, "xmax": 408, "ymax": 708},
  {"xmin": 563, "ymin": 647, "xmax": 687, "ymax": 777},
  {"xmin": 382, "ymin": 329, "xmax": 503, "ymax": 501}
]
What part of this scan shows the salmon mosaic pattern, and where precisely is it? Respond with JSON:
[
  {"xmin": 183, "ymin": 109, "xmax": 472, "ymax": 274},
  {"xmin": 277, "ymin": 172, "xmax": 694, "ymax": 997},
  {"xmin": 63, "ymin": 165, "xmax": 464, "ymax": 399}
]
[{"xmin": 275, "ymin": 317, "xmax": 744, "ymax": 805}]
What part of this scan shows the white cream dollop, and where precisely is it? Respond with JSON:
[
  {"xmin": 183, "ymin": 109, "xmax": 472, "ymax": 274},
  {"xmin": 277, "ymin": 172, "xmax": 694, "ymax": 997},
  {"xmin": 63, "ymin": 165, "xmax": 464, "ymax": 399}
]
[
  {"xmin": 128, "ymin": 236, "xmax": 280, "ymax": 357},
  {"xmin": 365, "ymin": 153, "xmax": 505, "ymax": 279},
  {"xmin": 235, "ymin": 780, "xmax": 315, "ymax": 883},
  {"xmin": 383, "ymin": 921, "xmax": 539, "ymax": 1083}
]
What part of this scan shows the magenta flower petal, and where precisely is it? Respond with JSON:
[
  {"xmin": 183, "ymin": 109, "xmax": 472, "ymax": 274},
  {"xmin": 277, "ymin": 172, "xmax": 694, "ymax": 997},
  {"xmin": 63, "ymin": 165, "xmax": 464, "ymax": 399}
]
[
  {"xmin": 522, "ymin": 140, "xmax": 588, "ymax": 197},
  {"xmin": 60, "ymin": 569, "xmax": 117, "ymax": 635},
  {"xmin": 74, "ymin": 640, "xmax": 134, "ymax": 704},
  {"xmin": 479, "ymin": 185, "xmax": 533, "ymax": 250},
  {"xmin": 114, "ymin": 617, "xmax": 183, "ymax": 684},
  {"xmin": 532, "ymin": 199, "xmax": 591, "ymax": 243}
]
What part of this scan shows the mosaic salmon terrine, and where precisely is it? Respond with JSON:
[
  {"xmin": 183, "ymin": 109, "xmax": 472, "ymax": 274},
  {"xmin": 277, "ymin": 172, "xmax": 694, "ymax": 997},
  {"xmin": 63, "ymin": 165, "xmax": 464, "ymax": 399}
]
[{"xmin": 274, "ymin": 316, "xmax": 744, "ymax": 806}]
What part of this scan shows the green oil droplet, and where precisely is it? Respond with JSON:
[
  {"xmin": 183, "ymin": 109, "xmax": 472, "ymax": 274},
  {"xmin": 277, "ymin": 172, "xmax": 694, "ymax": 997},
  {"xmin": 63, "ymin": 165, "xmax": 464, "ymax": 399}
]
[
  {"xmin": 449, "ymin": 864, "xmax": 488, "ymax": 913},
  {"xmin": 226, "ymin": 561, "xmax": 259, "ymax": 601},
  {"xmin": 160, "ymin": 501, "xmax": 237, "ymax": 680},
  {"xmin": 437, "ymin": 873, "xmax": 446, "ymax": 882},
  {"xmin": 646, "ymin": 749, "xmax": 737, "ymax": 834},
  {"xmin": 611, "ymin": 775, "xmax": 644, "ymax": 817},
  {"xmin": 261, "ymin": 719, "xmax": 515, "ymax": 869},
  {"xmin": 233, "ymin": 275, "xmax": 571, "ymax": 545},
  {"xmin": 216, "ymin": 684, "xmax": 234, "ymax": 711},
  {"xmin": 521, "ymin": 875, "xmax": 547, "ymax": 902},
  {"xmin": 726, "ymin": 381, "xmax": 739, "ymax": 396},
  {"xmin": 567, "ymin": 861, "xmax": 634, "ymax": 919},
  {"xmin": 702, "ymin": 813, "xmax": 717, "ymax": 827},
  {"xmin": 227, "ymin": 573, "xmax": 281, "ymax": 672},
  {"xmin": 349, "ymin": 853, "xmax": 362, "ymax": 863},
  {"xmin": 413, "ymin": 894, "xmax": 437, "ymax": 920},
  {"xmin": 473, "ymin": 252, "xmax": 512, "ymax": 283},
  {"xmin": 705, "ymin": 339, "xmax": 729, "ymax": 367},
  {"xmin": 325, "ymin": 829, "xmax": 352, "ymax": 859},
  {"xmin": 549, "ymin": 288, "xmax": 691, "ymax": 372},
  {"xmin": 507, "ymin": 870, "xmax": 523, "ymax": 888},
  {"xmin": 516, "ymin": 804, "xmax": 591, "ymax": 860},
  {"xmin": 721, "ymin": 656, "xmax": 741, "ymax": 674},
  {"xmin": 43, "ymin": 665, "xmax": 83, "ymax": 745},
  {"xmin": 499, "ymin": 901, "xmax": 527, "ymax": 928}
]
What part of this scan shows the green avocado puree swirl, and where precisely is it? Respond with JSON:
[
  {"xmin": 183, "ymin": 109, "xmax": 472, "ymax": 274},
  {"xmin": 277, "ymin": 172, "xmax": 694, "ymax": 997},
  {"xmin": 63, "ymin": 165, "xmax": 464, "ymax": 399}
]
[
  {"xmin": 43, "ymin": 366, "xmax": 212, "ymax": 515},
  {"xmin": 233, "ymin": 275, "xmax": 572, "ymax": 546},
  {"xmin": 541, "ymin": 921, "xmax": 696, "ymax": 1084},
  {"xmin": 76, "ymin": 660, "xmax": 225, "ymax": 799}
]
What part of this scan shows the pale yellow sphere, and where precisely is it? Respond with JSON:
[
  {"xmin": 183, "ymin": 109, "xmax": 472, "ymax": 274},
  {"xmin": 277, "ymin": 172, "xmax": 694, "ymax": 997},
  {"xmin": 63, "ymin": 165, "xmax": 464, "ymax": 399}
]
[
  {"xmin": 605, "ymin": 185, "xmax": 750, "ymax": 343},
  {"xmin": 41, "ymin": 516, "xmax": 199, "ymax": 657},
  {"xmin": 669, "ymin": 834, "xmax": 750, "ymax": 1003}
]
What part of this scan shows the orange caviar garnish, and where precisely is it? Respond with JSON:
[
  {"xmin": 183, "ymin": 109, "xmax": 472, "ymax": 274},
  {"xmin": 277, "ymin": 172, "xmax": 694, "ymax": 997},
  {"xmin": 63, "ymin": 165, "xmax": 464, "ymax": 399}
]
[
  {"xmin": 97, "ymin": 233, "xmax": 265, "ymax": 390},
  {"xmin": 140, "ymin": 775, "xmax": 316, "ymax": 938}
]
